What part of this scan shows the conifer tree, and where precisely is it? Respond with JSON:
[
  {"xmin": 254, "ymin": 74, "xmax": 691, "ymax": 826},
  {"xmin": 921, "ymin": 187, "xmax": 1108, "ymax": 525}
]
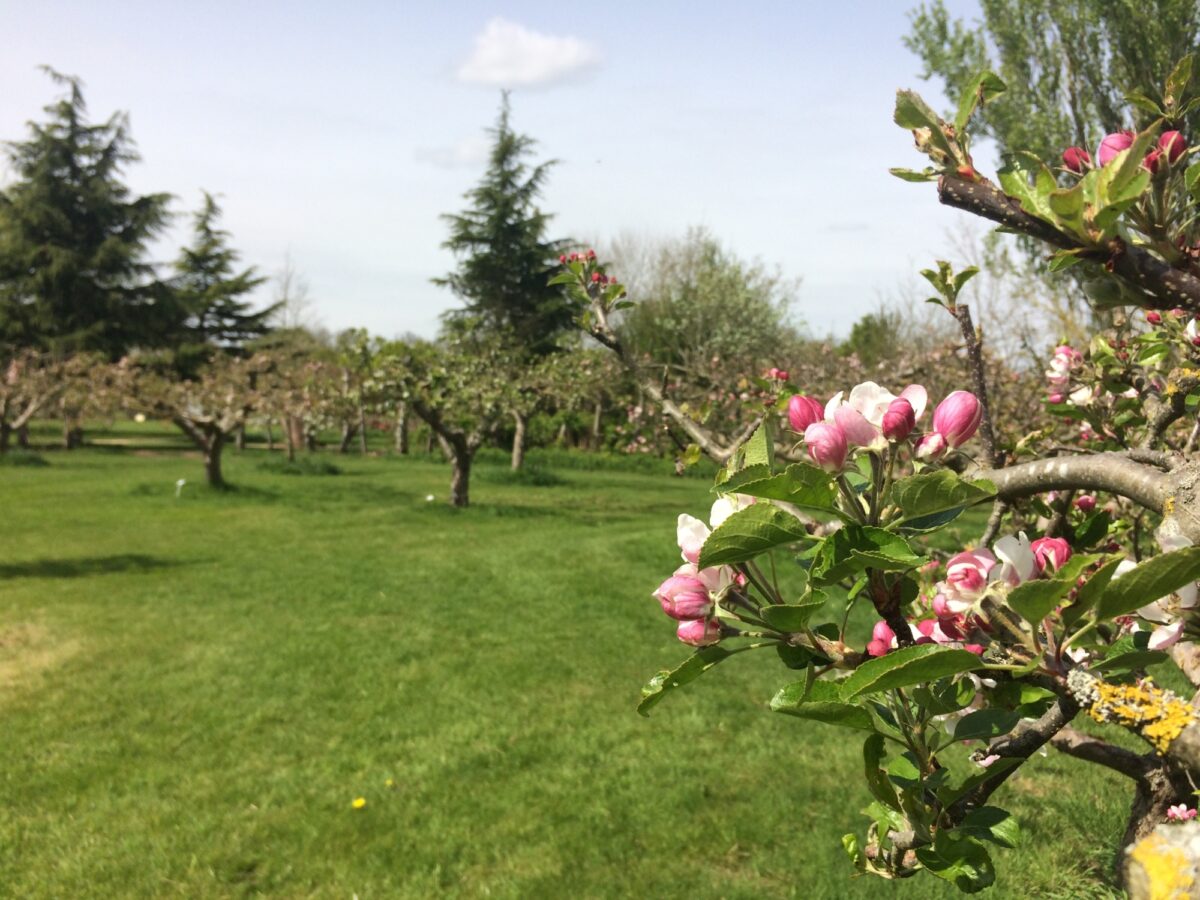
[
  {"xmin": 435, "ymin": 94, "xmax": 571, "ymax": 355},
  {"xmin": 0, "ymin": 68, "xmax": 172, "ymax": 357},
  {"xmin": 172, "ymin": 192, "xmax": 271, "ymax": 370}
]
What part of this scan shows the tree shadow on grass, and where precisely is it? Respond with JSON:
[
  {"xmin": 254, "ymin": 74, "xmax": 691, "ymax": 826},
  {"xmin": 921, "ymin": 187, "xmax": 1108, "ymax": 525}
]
[{"xmin": 0, "ymin": 554, "xmax": 193, "ymax": 580}]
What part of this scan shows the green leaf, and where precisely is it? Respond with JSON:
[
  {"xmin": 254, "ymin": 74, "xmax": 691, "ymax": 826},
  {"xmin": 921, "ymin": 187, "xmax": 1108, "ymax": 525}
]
[
  {"xmin": 961, "ymin": 806, "xmax": 1021, "ymax": 849},
  {"xmin": 1048, "ymin": 180, "xmax": 1087, "ymax": 237},
  {"xmin": 954, "ymin": 71, "xmax": 1007, "ymax": 132},
  {"xmin": 1166, "ymin": 54, "xmax": 1194, "ymax": 109},
  {"xmin": 715, "ymin": 462, "xmax": 841, "ymax": 518},
  {"xmin": 997, "ymin": 151, "xmax": 1057, "ymax": 222},
  {"xmin": 953, "ymin": 265, "xmax": 981, "ymax": 295},
  {"xmin": 863, "ymin": 733, "xmax": 901, "ymax": 810},
  {"xmin": 1006, "ymin": 578, "xmax": 1074, "ymax": 624},
  {"xmin": 810, "ymin": 526, "xmax": 922, "ymax": 585},
  {"xmin": 637, "ymin": 647, "xmax": 732, "ymax": 717},
  {"xmin": 547, "ymin": 271, "xmax": 577, "ymax": 286},
  {"xmin": 1063, "ymin": 557, "xmax": 1123, "ymax": 629},
  {"xmin": 1093, "ymin": 632, "xmax": 1168, "ymax": 674},
  {"xmin": 1186, "ymin": 161, "xmax": 1200, "ymax": 203},
  {"xmin": 889, "ymin": 166, "xmax": 939, "ymax": 182},
  {"xmin": 1096, "ymin": 546, "xmax": 1200, "ymax": 620},
  {"xmin": 1048, "ymin": 248, "xmax": 1087, "ymax": 272},
  {"xmin": 841, "ymin": 645, "xmax": 982, "ymax": 699},
  {"xmin": 892, "ymin": 471, "xmax": 995, "ymax": 524},
  {"xmin": 894, "ymin": 89, "xmax": 956, "ymax": 159},
  {"xmin": 916, "ymin": 832, "xmax": 995, "ymax": 893},
  {"xmin": 760, "ymin": 593, "xmax": 827, "ymax": 632},
  {"xmin": 1125, "ymin": 89, "xmax": 1165, "ymax": 117},
  {"xmin": 952, "ymin": 709, "xmax": 1020, "ymax": 742},
  {"xmin": 697, "ymin": 503, "xmax": 810, "ymax": 568},
  {"xmin": 737, "ymin": 419, "xmax": 774, "ymax": 473},
  {"xmin": 938, "ymin": 757, "xmax": 1021, "ymax": 808},
  {"xmin": 771, "ymin": 680, "xmax": 876, "ymax": 732}
]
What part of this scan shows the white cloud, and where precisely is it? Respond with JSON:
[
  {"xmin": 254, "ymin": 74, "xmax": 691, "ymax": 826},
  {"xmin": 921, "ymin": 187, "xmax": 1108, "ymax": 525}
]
[
  {"xmin": 414, "ymin": 135, "xmax": 492, "ymax": 169},
  {"xmin": 456, "ymin": 18, "xmax": 601, "ymax": 88}
]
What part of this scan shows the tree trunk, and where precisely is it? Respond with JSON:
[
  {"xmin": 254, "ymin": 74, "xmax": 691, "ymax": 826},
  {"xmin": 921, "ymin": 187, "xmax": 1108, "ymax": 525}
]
[
  {"xmin": 16, "ymin": 423, "xmax": 29, "ymax": 449},
  {"xmin": 425, "ymin": 431, "xmax": 435, "ymax": 456},
  {"xmin": 591, "ymin": 398, "xmax": 604, "ymax": 448},
  {"xmin": 394, "ymin": 402, "xmax": 409, "ymax": 454},
  {"xmin": 285, "ymin": 427, "xmax": 296, "ymax": 462},
  {"xmin": 285, "ymin": 416, "xmax": 304, "ymax": 458},
  {"xmin": 358, "ymin": 405, "xmax": 369, "ymax": 454},
  {"xmin": 555, "ymin": 421, "xmax": 569, "ymax": 448},
  {"xmin": 235, "ymin": 422, "xmax": 246, "ymax": 451},
  {"xmin": 450, "ymin": 449, "xmax": 471, "ymax": 507},
  {"xmin": 266, "ymin": 420, "xmax": 275, "ymax": 451},
  {"xmin": 512, "ymin": 410, "xmax": 528, "ymax": 471},
  {"xmin": 338, "ymin": 422, "xmax": 355, "ymax": 454},
  {"xmin": 305, "ymin": 428, "xmax": 318, "ymax": 453},
  {"xmin": 204, "ymin": 432, "xmax": 226, "ymax": 489},
  {"xmin": 62, "ymin": 407, "xmax": 83, "ymax": 449},
  {"xmin": 0, "ymin": 422, "xmax": 10, "ymax": 454}
]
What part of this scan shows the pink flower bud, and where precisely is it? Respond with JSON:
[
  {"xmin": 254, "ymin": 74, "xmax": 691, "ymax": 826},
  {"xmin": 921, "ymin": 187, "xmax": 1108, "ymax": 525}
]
[
  {"xmin": 586, "ymin": 248, "xmax": 597, "ymax": 260},
  {"xmin": 881, "ymin": 397, "xmax": 916, "ymax": 441},
  {"xmin": 1146, "ymin": 311, "xmax": 1163, "ymax": 325},
  {"xmin": 591, "ymin": 272, "xmax": 602, "ymax": 283},
  {"xmin": 914, "ymin": 431, "xmax": 948, "ymax": 460},
  {"xmin": 1160, "ymin": 130, "xmax": 1187, "ymax": 164},
  {"xmin": 787, "ymin": 395, "xmax": 824, "ymax": 433},
  {"xmin": 1144, "ymin": 148, "xmax": 1163, "ymax": 174},
  {"xmin": 872, "ymin": 620, "xmax": 895, "ymax": 643},
  {"xmin": 653, "ymin": 575, "xmax": 713, "ymax": 621},
  {"xmin": 1098, "ymin": 131, "xmax": 1134, "ymax": 166},
  {"xmin": 963, "ymin": 644, "xmax": 985, "ymax": 656},
  {"xmin": 803, "ymin": 422, "xmax": 848, "ymax": 473},
  {"xmin": 1062, "ymin": 146, "xmax": 1091, "ymax": 172},
  {"xmin": 1074, "ymin": 495, "xmax": 1097, "ymax": 512},
  {"xmin": 931, "ymin": 391, "xmax": 983, "ymax": 448},
  {"xmin": 1173, "ymin": 307, "xmax": 1187, "ymax": 318},
  {"xmin": 676, "ymin": 618, "xmax": 721, "ymax": 647},
  {"xmin": 558, "ymin": 254, "xmax": 567, "ymax": 264},
  {"xmin": 776, "ymin": 369, "xmax": 789, "ymax": 381},
  {"xmin": 866, "ymin": 639, "xmax": 889, "ymax": 657},
  {"xmin": 1047, "ymin": 392, "xmax": 1064, "ymax": 404},
  {"xmin": 1030, "ymin": 536, "xmax": 1072, "ymax": 573}
]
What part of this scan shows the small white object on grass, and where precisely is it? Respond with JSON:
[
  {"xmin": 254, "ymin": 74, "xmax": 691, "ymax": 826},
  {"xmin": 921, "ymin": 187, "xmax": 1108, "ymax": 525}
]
[
  {"xmin": 134, "ymin": 413, "xmax": 146, "ymax": 423},
  {"xmin": 175, "ymin": 478, "xmax": 187, "ymax": 498},
  {"xmin": 425, "ymin": 494, "xmax": 435, "ymax": 502}
]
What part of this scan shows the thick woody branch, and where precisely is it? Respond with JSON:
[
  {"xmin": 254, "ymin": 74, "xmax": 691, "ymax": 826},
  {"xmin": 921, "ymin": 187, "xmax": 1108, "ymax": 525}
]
[
  {"xmin": 977, "ymin": 453, "xmax": 1168, "ymax": 514},
  {"xmin": 1050, "ymin": 725, "xmax": 1153, "ymax": 779},
  {"xmin": 937, "ymin": 175, "xmax": 1200, "ymax": 313}
]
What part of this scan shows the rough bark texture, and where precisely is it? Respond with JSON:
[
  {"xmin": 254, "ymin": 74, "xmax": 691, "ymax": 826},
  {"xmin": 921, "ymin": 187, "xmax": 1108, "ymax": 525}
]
[
  {"xmin": 204, "ymin": 436, "xmax": 225, "ymax": 489},
  {"xmin": 395, "ymin": 403, "xmax": 409, "ymax": 454},
  {"xmin": 449, "ymin": 450, "xmax": 471, "ymax": 508},
  {"xmin": 511, "ymin": 410, "xmax": 528, "ymax": 471}
]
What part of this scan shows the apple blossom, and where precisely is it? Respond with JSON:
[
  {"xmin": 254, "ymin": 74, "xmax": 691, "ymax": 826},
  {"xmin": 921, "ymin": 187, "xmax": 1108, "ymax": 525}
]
[
  {"xmin": 915, "ymin": 431, "xmax": 947, "ymax": 460},
  {"xmin": 931, "ymin": 391, "xmax": 983, "ymax": 448},
  {"xmin": 803, "ymin": 421, "xmax": 848, "ymax": 472},
  {"xmin": 1167, "ymin": 804, "xmax": 1197, "ymax": 823},
  {"xmin": 881, "ymin": 397, "xmax": 916, "ymax": 441},
  {"xmin": 1097, "ymin": 130, "xmax": 1134, "ymax": 166},
  {"xmin": 787, "ymin": 394, "xmax": 824, "ymax": 433},
  {"xmin": 832, "ymin": 403, "xmax": 883, "ymax": 449},
  {"xmin": 677, "ymin": 514, "xmax": 708, "ymax": 565},
  {"xmin": 653, "ymin": 574, "xmax": 713, "ymax": 620},
  {"xmin": 994, "ymin": 533, "xmax": 1037, "ymax": 586},
  {"xmin": 676, "ymin": 618, "xmax": 722, "ymax": 647},
  {"xmin": 940, "ymin": 549, "xmax": 997, "ymax": 613},
  {"xmin": 1074, "ymin": 495, "xmax": 1097, "ymax": 512},
  {"xmin": 1146, "ymin": 311, "xmax": 1163, "ymax": 325},
  {"xmin": 1061, "ymin": 146, "xmax": 1091, "ymax": 172},
  {"xmin": 1159, "ymin": 130, "xmax": 1187, "ymax": 164},
  {"xmin": 1030, "ymin": 536, "xmax": 1072, "ymax": 573},
  {"xmin": 1143, "ymin": 147, "xmax": 1163, "ymax": 174}
]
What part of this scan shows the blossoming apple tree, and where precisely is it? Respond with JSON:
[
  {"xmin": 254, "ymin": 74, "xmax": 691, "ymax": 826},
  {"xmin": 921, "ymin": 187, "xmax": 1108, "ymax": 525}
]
[{"xmin": 561, "ymin": 59, "xmax": 1200, "ymax": 893}]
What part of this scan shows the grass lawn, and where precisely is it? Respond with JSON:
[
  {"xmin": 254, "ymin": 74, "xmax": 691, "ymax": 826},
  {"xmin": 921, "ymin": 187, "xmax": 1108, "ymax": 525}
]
[{"xmin": 0, "ymin": 427, "xmax": 1133, "ymax": 898}]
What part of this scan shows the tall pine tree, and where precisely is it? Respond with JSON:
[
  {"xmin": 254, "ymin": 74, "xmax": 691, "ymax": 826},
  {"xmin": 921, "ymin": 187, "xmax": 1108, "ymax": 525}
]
[
  {"xmin": 436, "ymin": 94, "xmax": 571, "ymax": 355},
  {"xmin": 0, "ymin": 68, "xmax": 172, "ymax": 358},
  {"xmin": 172, "ymin": 191, "xmax": 272, "ymax": 371}
]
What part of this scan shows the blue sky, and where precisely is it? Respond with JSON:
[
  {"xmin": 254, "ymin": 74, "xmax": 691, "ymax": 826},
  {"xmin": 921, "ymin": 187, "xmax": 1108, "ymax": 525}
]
[{"xmin": 0, "ymin": 0, "xmax": 987, "ymax": 339}]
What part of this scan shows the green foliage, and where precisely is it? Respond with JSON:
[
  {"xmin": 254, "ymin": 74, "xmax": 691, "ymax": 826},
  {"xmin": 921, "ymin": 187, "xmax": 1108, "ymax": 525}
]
[
  {"xmin": 435, "ymin": 94, "xmax": 571, "ymax": 355},
  {"xmin": 256, "ymin": 456, "xmax": 341, "ymax": 476},
  {"xmin": 171, "ymin": 192, "xmax": 272, "ymax": 373},
  {"xmin": 0, "ymin": 68, "xmax": 172, "ymax": 357},
  {"xmin": 838, "ymin": 645, "xmax": 982, "ymax": 699},
  {"xmin": 1095, "ymin": 545, "xmax": 1200, "ymax": 619},
  {"xmin": 905, "ymin": 0, "xmax": 1200, "ymax": 163}
]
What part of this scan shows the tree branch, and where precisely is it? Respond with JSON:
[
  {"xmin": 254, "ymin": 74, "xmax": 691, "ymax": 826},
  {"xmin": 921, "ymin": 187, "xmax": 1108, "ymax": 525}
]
[
  {"xmin": 977, "ymin": 452, "xmax": 1168, "ymax": 513},
  {"xmin": 1050, "ymin": 725, "xmax": 1152, "ymax": 779},
  {"xmin": 938, "ymin": 174, "xmax": 1200, "ymax": 312}
]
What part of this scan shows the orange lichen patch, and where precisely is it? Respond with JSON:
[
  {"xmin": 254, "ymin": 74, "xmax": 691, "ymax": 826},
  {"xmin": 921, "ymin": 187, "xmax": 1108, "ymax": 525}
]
[
  {"xmin": 1087, "ymin": 680, "xmax": 1196, "ymax": 755},
  {"xmin": 0, "ymin": 622, "xmax": 78, "ymax": 699}
]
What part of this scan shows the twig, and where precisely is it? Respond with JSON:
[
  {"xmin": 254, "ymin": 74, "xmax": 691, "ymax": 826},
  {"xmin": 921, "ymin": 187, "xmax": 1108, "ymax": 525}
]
[{"xmin": 953, "ymin": 304, "xmax": 999, "ymax": 469}]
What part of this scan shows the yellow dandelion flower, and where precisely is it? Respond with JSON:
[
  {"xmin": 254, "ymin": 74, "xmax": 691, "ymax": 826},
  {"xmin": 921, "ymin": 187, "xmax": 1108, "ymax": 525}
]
[
  {"xmin": 385, "ymin": 778, "xmax": 395, "ymax": 789},
  {"xmin": 352, "ymin": 797, "xmax": 367, "ymax": 810}
]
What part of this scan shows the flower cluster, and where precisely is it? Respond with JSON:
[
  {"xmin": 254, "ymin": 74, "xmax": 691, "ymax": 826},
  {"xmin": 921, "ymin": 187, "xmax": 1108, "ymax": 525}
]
[
  {"xmin": 785, "ymin": 380, "xmax": 983, "ymax": 471},
  {"xmin": 1167, "ymin": 804, "xmax": 1197, "ymax": 823},
  {"xmin": 652, "ymin": 495, "xmax": 753, "ymax": 646},
  {"xmin": 1061, "ymin": 129, "xmax": 1189, "ymax": 174}
]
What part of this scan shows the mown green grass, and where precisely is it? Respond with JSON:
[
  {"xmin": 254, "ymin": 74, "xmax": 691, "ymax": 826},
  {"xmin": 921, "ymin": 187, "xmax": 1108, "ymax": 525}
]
[{"xmin": 0, "ymin": 434, "xmax": 1131, "ymax": 898}]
